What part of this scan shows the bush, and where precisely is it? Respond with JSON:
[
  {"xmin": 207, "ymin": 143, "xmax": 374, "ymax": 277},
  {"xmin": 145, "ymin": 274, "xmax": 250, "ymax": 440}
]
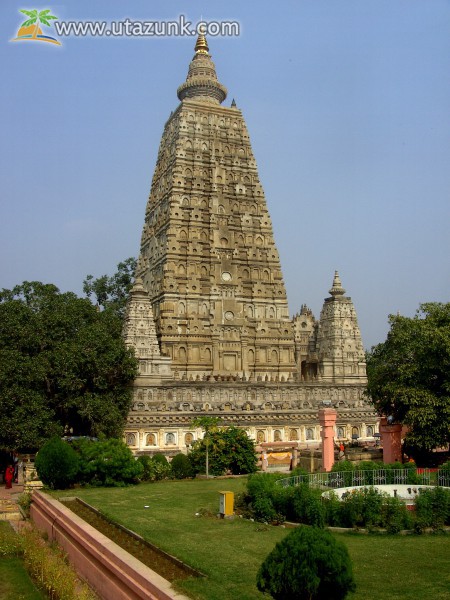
[
  {"xmin": 35, "ymin": 437, "xmax": 80, "ymax": 489},
  {"xmin": 136, "ymin": 455, "xmax": 171, "ymax": 482},
  {"xmin": 247, "ymin": 473, "xmax": 283, "ymax": 501},
  {"xmin": 339, "ymin": 487, "xmax": 384, "ymax": 528},
  {"xmin": 188, "ymin": 426, "xmax": 257, "ymax": 476},
  {"xmin": 292, "ymin": 484, "xmax": 325, "ymax": 528},
  {"xmin": 331, "ymin": 460, "xmax": 354, "ymax": 487},
  {"xmin": 256, "ymin": 526, "xmax": 356, "ymax": 600},
  {"xmin": 358, "ymin": 461, "xmax": 382, "ymax": 485},
  {"xmin": 252, "ymin": 495, "xmax": 278, "ymax": 523},
  {"xmin": 21, "ymin": 525, "xmax": 96, "ymax": 599},
  {"xmin": 323, "ymin": 491, "xmax": 341, "ymax": 527},
  {"xmin": 17, "ymin": 492, "xmax": 33, "ymax": 518},
  {"xmin": 415, "ymin": 487, "xmax": 450, "ymax": 531},
  {"xmin": 171, "ymin": 453, "xmax": 193, "ymax": 479},
  {"xmin": 152, "ymin": 453, "xmax": 169, "ymax": 466},
  {"xmin": 74, "ymin": 438, "xmax": 143, "ymax": 486},
  {"xmin": 437, "ymin": 461, "xmax": 450, "ymax": 486},
  {"xmin": 381, "ymin": 496, "xmax": 412, "ymax": 533}
]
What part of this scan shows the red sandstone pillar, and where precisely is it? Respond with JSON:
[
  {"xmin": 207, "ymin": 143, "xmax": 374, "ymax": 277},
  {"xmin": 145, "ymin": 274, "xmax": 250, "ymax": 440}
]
[
  {"xmin": 379, "ymin": 416, "xmax": 403, "ymax": 463},
  {"xmin": 319, "ymin": 408, "xmax": 337, "ymax": 472}
]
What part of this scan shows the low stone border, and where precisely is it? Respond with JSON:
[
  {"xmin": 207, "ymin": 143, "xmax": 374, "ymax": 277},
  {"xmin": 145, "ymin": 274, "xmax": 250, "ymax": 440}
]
[{"xmin": 30, "ymin": 491, "xmax": 190, "ymax": 600}]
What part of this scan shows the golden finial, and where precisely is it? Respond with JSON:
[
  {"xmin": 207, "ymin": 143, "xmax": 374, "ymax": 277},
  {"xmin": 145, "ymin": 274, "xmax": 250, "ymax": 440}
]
[{"xmin": 195, "ymin": 22, "xmax": 209, "ymax": 55}]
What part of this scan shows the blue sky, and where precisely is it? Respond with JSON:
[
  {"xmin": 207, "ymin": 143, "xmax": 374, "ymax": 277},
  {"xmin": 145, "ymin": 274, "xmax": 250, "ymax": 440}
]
[{"xmin": 1, "ymin": 0, "xmax": 449, "ymax": 349}]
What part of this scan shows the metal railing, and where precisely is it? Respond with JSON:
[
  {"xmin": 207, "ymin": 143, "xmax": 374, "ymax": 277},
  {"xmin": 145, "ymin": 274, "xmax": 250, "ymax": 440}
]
[
  {"xmin": 276, "ymin": 468, "xmax": 434, "ymax": 489},
  {"xmin": 438, "ymin": 471, "xmax": 450, "ymax": 487}
]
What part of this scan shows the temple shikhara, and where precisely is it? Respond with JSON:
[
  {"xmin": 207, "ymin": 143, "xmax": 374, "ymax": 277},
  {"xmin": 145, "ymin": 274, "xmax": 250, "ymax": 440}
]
[{"xmin": 122, "ymin": 34, "xmax": 376, "ymax": 454}]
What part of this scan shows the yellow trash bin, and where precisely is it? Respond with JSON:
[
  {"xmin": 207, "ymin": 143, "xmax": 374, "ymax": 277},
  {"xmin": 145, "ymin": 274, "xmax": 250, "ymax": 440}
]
[{"xmin": 218, "ymin": 491, "xmax": 234, "ymax": 517}]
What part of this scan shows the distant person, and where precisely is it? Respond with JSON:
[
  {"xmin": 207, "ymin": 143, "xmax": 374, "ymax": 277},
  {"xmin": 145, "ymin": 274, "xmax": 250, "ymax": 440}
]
[
  {"xmin": 339, "ymin": 443, "xmax": 345, "ymax": 461},
  {"xmin": 4, "ymin": 465, "xmax": 14, "ymax": 489},
  {"xmin": 12, "ymin": 452, "xmax": 19, "ymax": 483}
]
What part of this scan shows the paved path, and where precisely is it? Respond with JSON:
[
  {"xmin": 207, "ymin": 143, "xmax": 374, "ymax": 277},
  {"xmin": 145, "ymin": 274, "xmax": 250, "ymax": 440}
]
[{"xmin": 0, "ymin": 483, "xmax": 24, "ymax": 521}]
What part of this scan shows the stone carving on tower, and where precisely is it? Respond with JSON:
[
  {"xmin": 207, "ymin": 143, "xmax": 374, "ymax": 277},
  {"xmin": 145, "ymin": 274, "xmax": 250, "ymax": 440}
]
[
  {"xmin": 134, "ymin": 32, "xmax": 296, "ymax": 381},
  {"xmin": 122, "ymin": 34, "xmax": 376, "ymax": 454}
]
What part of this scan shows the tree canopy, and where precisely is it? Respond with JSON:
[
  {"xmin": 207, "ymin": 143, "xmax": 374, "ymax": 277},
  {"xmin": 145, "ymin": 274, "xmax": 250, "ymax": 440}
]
[
  {"xmin": 0, "ymin": 281, "xmax": 138, "ymax": 451},
  {"xmin": 189, "ymin": 424, "xmax": 257, "ymax": 476},
  {"xmin": 366, "ymin": 302, "xmax": 450, "ymax": 454},
  {"xmin": 83, "ymin": 257, "xmax": 136, "ymax": 318}
]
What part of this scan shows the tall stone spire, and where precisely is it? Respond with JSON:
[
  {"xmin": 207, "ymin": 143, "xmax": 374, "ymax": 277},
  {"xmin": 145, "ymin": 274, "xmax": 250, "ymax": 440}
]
[
  {"xmin": 123, "ymin": 278, "xmax": 172, "ymax": 383},
  {"xmin": 134, "ymin": 36, "xmax": 296, "ymax": 380},
  {"xmin": 329, "ymin": 270, "xmax": 346, "ymax": 297},
  {"xmin": 122, "ymin": 36, "xmax": 375, "ymax": 456},
  {"xmin": 314, "ymin": 272, "xmax": 367, "ymax": 384},
  {"xmin": 177, "ymin": 33, "xmax": 227, "ymax": 104}
]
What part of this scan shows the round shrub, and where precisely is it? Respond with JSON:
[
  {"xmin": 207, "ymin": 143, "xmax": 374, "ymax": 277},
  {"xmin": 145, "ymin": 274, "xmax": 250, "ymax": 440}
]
[
  {"xmin": 257, "ymin": 526, "xmax": 356, "ymax": 600},
  {"xmin": 136, "ymin": 455, "xmax": 154, "ymax": 481},
  {"xmin": 252, "ymin": 495, "xmax": 277, "ymax": 523},
  {"xmin": 151, "ymin": 454, "xmax": 172, "ymax": 481},
  {"xmin": 35, "ymin": 437, "xmax": 79, "ymax": 489},
  {"xmin": 152, "ymin": 453, "xmax": 169, "ymax": 466},
  {"xmin": 171, "ymin": 453, "xmax": 193, "ymax": 479},
  {"xmin": 74, "ymin": 438, "xmax": 143, "ymax": 486}
]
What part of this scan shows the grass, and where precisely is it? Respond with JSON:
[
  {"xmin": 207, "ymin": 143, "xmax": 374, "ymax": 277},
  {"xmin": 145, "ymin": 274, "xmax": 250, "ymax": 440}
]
[
  {"xmin": 0, "ymin": 557, "xmax": 46, "ymax": 600},
  {"xmin": 53, "ymin": 478, "xmax": 450, "ymax": 600},
  {"xmin": 0, "ymin": 522, "xmax": 45, "ymax": 600}
]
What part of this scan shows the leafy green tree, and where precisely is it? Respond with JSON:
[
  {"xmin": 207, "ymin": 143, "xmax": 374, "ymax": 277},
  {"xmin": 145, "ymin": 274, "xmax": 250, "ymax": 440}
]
[
  {"xmin": 35, "ymin": 437, "xmax": 79, "ymax": 489},
  {"xmin": 136, "ymin": 454, "xmax": 171, "ymax": 482},
  {"xmin": 257, "ymin": 526, "xmax": 356, "ymax": 600},
  {"xmin": 367, "ymin": 303, "xmax": 450, "ymax": 456},
  {"xmin": 73, "ymin": 438, "xmax": 143, "ymax": 486},
  {"xmin": 0, "ymin": 282, "xmax": 138, "ymax": 451},
  {"xmin": 170, "ymin": 453, "xmax": 194, "ymax": 479},
  {"xmin": 189, "ymin": 424, "xmax": 257, "ymax": 476},
  {"xmin": 190, "ymin": 416, "xmax": 221, "ymax": 478},
  {"xmin": 83, "ymin": 257, "xmax": 137, "ymax": 318}
]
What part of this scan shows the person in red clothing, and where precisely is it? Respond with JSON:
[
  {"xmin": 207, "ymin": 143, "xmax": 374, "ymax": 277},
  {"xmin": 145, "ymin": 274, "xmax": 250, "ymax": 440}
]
[{"xmin": 4, "ymin": 465, "xmax": 14, "ymax": 489}]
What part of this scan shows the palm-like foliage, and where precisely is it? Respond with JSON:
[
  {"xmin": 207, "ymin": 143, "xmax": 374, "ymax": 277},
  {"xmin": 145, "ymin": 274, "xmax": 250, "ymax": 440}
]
[{"xmin": 20, "ymin": 9, "xmax": 58, "ymax": 38}]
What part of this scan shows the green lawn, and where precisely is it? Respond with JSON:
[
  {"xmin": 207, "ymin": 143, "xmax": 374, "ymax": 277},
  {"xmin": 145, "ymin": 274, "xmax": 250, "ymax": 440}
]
[
  {"xmin": 0, "ymin": 523, "xmax": 46, "ymax": 600},
  {"xmin": 54, "ymin": 479, "xmax": 450, "ymax": 600}
]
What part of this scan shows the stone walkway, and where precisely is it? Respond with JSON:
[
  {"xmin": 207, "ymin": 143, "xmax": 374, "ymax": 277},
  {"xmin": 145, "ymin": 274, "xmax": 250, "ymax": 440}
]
[{"xmin": 0, "ymin": 483, "xmax": 24, "ymax": 521}]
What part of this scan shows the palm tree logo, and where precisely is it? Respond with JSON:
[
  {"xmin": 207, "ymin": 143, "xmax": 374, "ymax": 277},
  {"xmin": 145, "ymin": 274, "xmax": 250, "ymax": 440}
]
[{"xmin": 11, "ymin": 9, "xmax": 61, "ymax": 45}]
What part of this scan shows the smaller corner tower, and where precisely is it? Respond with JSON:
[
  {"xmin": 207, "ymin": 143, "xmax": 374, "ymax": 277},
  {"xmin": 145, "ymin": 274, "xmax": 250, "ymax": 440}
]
[
  {"xmin": 123, "ymin": 278, "xmax": 172, "ymax": 387},
  {"xmin": 314, "ymin": 271, "xmax": 367, "ymax": 384}
]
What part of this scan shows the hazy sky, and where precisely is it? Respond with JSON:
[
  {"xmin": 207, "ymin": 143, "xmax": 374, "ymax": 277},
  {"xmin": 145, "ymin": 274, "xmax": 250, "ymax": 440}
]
[{"xmin": 1, "ymin": 0, "xmax": 449, "ymax": 350}]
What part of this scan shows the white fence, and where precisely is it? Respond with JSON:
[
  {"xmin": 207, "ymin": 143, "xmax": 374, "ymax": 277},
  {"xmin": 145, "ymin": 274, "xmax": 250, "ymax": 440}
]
[{"xmin": 276, "ymin": 468, "xmax": 436, "ymax": 489}]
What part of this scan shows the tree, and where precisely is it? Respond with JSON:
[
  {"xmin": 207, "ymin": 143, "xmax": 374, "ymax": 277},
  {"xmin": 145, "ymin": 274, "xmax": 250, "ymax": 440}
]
[
  {"xmin": 256, "ymin": 526, "xmax": 355, "ymax": 600},
  {"xmin": 73, "ymin": 438, "xmax": 143, "ymax": 487},
  {"xmin": 367, "ymin": 303, "xmax": 450, "ymax": 455},
  {"xmin": 170, "ymin": 453, "xmax": 194, "ymax": 479},
  {"xmin": 189, "ymin": 423, "xmax": 257, "ymax": 477},
  {"xmin": 35, "ymin": 437, "xmax": 80, "ymax": 489},
  {"xmin": 83, "ymin": 257, "xmax": 137, "ymax": 318},
  {"xmin": 0, "ymin": 282, "xmax": 138, "ymax": 451},
  {"xmin": 190, "ymin": 416, "xmax": 221, "ymax": 478}
]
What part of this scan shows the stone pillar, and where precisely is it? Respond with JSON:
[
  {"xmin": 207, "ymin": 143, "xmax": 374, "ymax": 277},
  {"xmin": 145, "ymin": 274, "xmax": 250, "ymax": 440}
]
[
  {"xmin": 261, "ymin": 450, "xmax": 268, "ymax": 472},
  {"xmin": 319, "ymin": 407, "xmax": 337, "ymax": 472},
  {"xmin": 379, "ymin": 417, "xmax": 403, "ymax": 463},
  {"xmin": 292, "ymin": 447, "xmax": 298, "ymax": 469}
]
